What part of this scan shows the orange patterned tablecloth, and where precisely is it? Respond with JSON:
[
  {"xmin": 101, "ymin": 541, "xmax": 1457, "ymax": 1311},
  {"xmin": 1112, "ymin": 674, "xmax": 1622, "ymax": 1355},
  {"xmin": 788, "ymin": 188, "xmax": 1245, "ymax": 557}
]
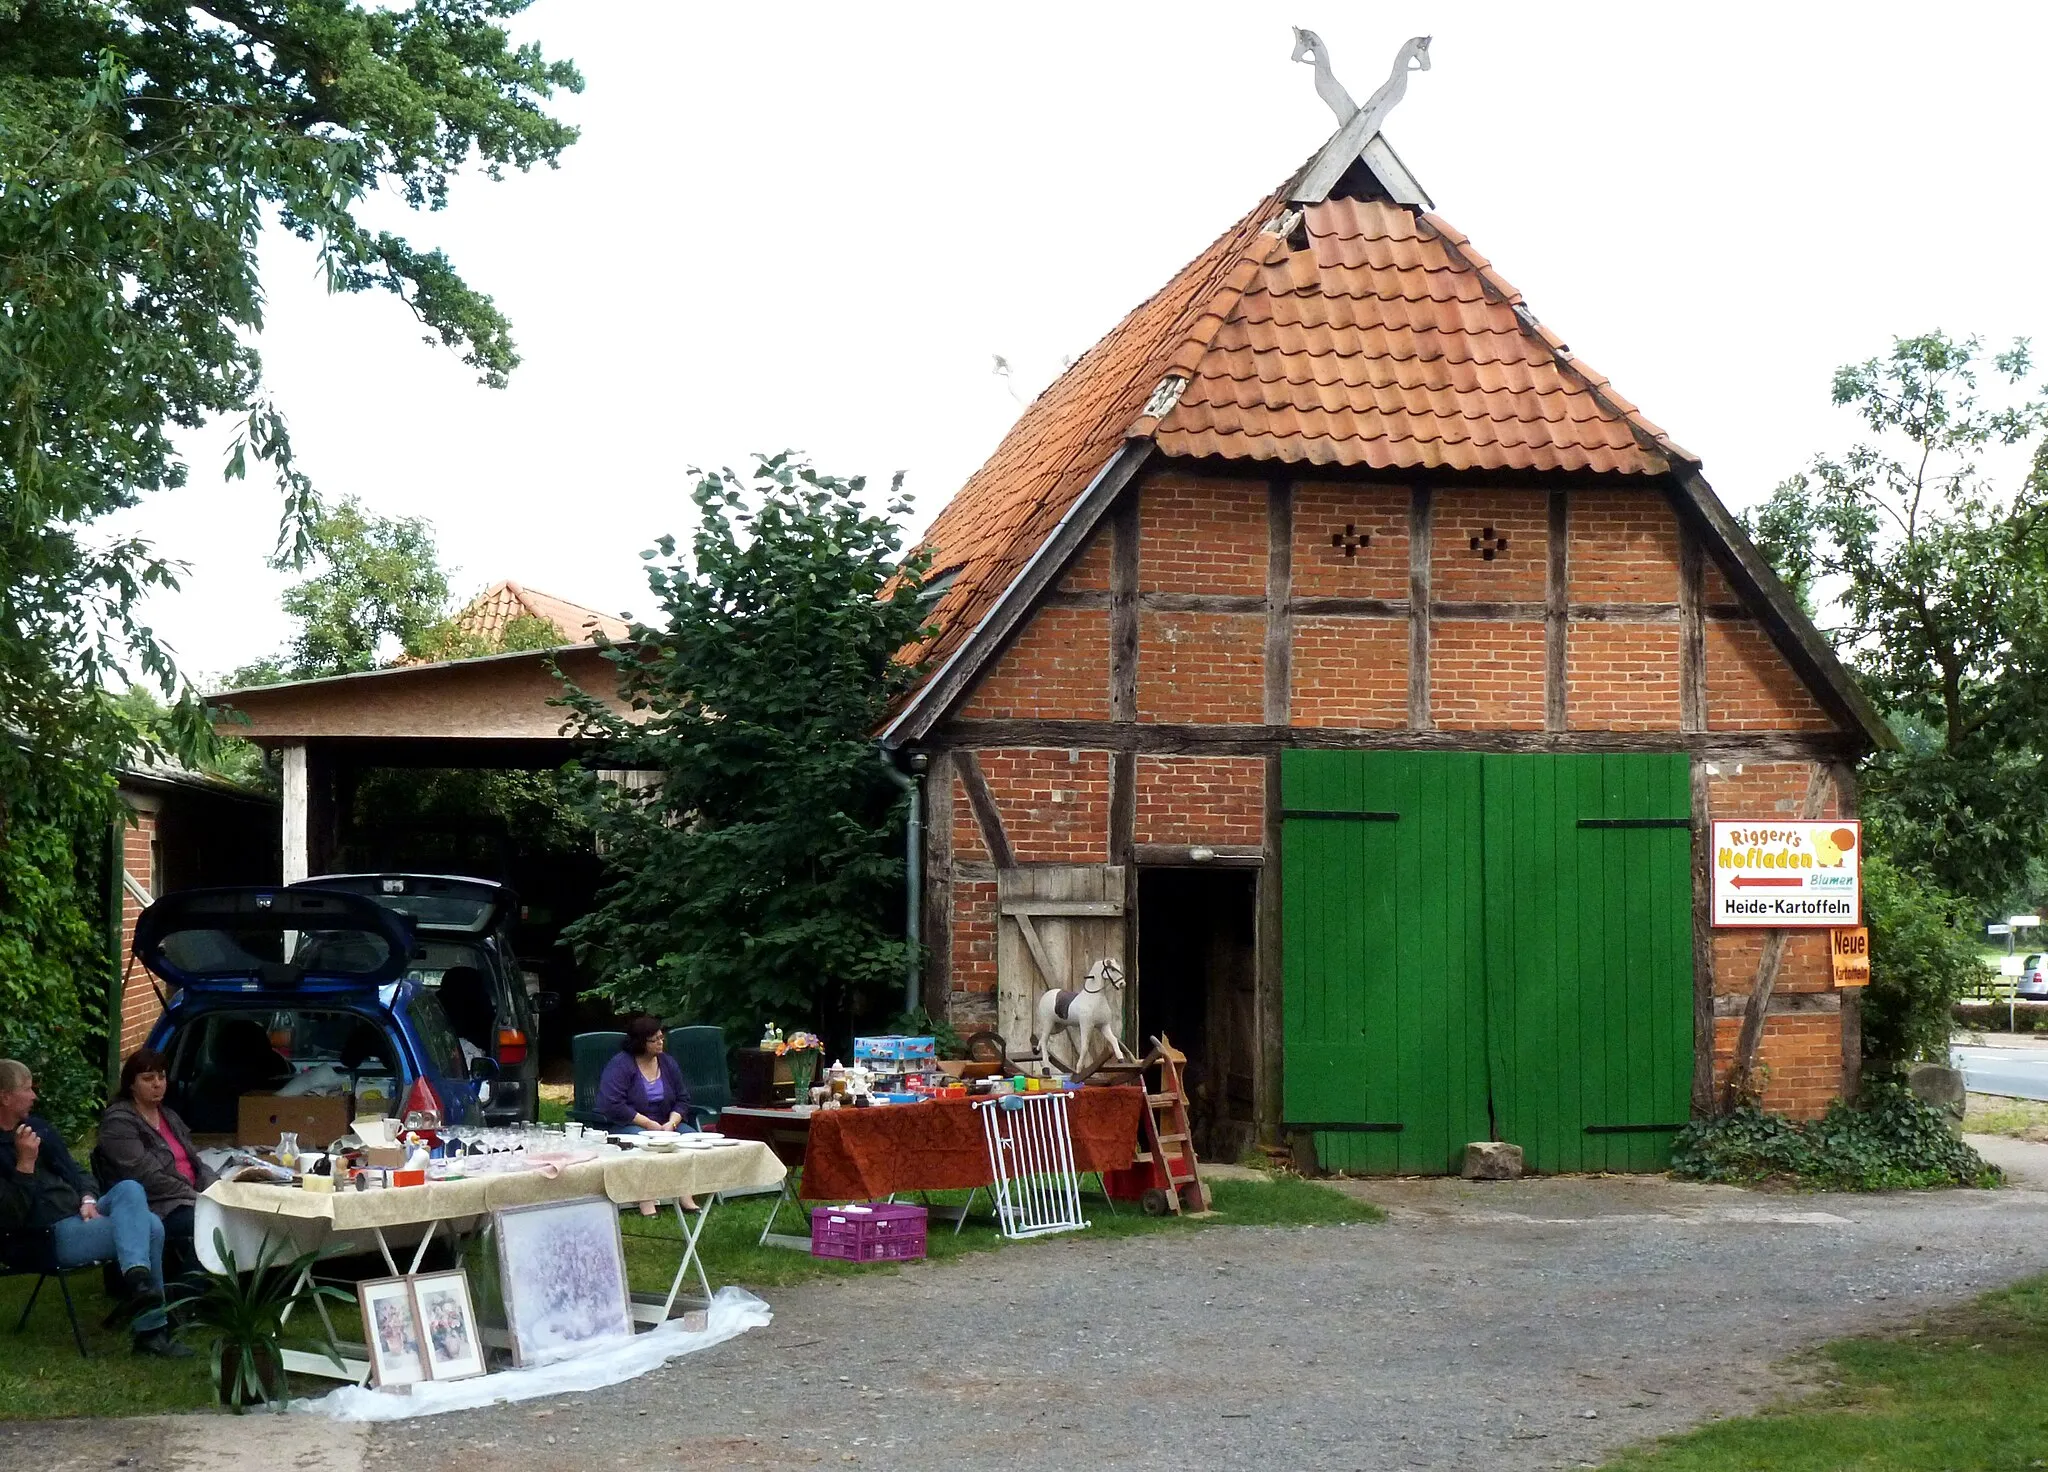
[{"xmin": 723, "ymin": 1088, "xmax": 1144, "ymax": 1202}]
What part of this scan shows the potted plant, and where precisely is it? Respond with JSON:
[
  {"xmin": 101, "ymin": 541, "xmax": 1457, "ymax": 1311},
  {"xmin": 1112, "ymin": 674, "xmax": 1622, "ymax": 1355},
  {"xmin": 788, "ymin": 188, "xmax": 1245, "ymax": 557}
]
[{"xmin": 171, "ymin": 1230, "xmax": 353, "ymax": 1410}]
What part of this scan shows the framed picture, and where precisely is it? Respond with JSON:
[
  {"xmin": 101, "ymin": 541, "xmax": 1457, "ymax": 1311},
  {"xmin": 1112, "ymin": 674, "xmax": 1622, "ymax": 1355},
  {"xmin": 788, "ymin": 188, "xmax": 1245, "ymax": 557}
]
[
  {"xmin": 356, "ymin": 1275, "xmax": 429, "ymax": 1389},
  {"xmin": 494, "ymin": 1195, "xmax": 635, "ymax": 1367},
  {"xmin": 408, "ymin": 1269, "xmax": 486, "ymax": 1381}
]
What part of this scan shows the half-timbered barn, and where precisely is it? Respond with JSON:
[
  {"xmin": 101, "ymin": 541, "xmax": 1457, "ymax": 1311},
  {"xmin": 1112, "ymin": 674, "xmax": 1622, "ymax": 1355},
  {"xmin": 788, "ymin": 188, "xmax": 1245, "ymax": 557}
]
[{"xmin": 881, "ymin": 69, "xmax": 1890, "ymax": 1172}]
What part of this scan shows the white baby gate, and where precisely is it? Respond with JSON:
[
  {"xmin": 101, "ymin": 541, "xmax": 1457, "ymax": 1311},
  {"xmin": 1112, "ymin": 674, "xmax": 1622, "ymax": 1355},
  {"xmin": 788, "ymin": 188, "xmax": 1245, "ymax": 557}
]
[{"xmin": 974, "ymin": 1091, "xmax": 1088, "ymax": 1239}]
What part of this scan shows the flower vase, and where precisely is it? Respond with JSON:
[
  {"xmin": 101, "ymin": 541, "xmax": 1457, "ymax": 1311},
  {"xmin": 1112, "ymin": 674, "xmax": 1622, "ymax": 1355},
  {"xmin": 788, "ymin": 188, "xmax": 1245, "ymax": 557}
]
[{"xmin": 788, "ymin": 1050, "xmax": 818, "ymax": 1102}]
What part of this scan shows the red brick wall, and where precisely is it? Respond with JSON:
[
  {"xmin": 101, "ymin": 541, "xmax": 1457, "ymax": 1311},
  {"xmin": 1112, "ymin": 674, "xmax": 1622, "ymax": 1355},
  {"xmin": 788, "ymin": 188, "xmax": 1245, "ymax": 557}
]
[
  {"xmin": 950, "ymin": 770, "xmax": 988, "ymax": 862},
  {"xmin": 1702, "ymin": 554, "xmax": 1737, "ymax": 604},
  {"xmin": 1567, "ymin": 490, "xmax": 1681, "ymax": 603},
  {"xmin": 960, "ymin": 607, "xmax": 1110, "ymax": 720},
  {"xmin": 1566, "ymin": 623, "xmax": 1682, "ymax": 730},
  {"xmin": 1134, "ymin": 755, "xmax": 1265, "ymax": 845},
  {"xmin": 1712, "ymin": 1014, "xmax": 1840, "ymax": 1121},
  {"xmin": 1432, "ymin": 488, "xmax": 1547, "ymax": 603},
  {"xmin": 1140, "ymin": 474, "xmax": 1266, "ymax": 594},
  {"xmin": 1137, "ymin": 611, "xmax": 1265, "ymax": 724},
  {"xmin": 1291, "ymin": 617, "xmax": 1408, "ymax": 727},
  {"xmin": 1705, "ymin": 621, "xmax": 1833, "ymax": 731},
  {"xmin": 1058, "ymin": 528, "xmax": 1112, "ymax": 592},
  {"xmin": 1293, "ymin": 484, "xmax": 1409, "ymax": 600},
  {"xmin": 1431, "ymin": 620, "xmax": 1545, "ymax": 730},
  {"xmin": 972, "ymin": 747, "xmax": 1111, "ymax": 862},
  {"xmin": 949, "ymin": 880, "xmax": 999, "ymax": 1024},
  {"xmin": 116, "ymin": 806, "xmax": 162, "ymax": 1060}
]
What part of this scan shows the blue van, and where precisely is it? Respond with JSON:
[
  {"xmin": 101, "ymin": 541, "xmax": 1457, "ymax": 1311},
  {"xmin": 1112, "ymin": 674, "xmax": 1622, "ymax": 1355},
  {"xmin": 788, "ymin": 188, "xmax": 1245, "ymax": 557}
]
[{"xmin": 136, "ymin": 886, "xmax": 484, "ymax": 1140}]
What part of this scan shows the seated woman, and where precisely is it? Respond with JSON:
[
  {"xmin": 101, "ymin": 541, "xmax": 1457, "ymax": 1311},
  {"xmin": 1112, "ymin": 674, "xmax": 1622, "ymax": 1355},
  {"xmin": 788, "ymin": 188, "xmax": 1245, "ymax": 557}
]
[
  {"xmin": 596, "ymin": 1016, "xmax": 696, "ymax": 1212},
  {"xmin": 96, "ymin": 1048, "xmax": 216, "ymax": 1280},
  {"xmin": 0, "ymin": 1058, "xmax": 185, "ymax": 1357},
  {"xmin": 597, "ymin": 1015, "xmax": 693, "ymax": 1133}
]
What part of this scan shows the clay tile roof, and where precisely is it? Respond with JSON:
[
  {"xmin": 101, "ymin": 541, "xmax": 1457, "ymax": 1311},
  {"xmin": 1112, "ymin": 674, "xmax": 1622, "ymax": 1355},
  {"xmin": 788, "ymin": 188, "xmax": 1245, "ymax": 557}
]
[
  {"xmin": 903, "ymin": 191, "xmax": 1689, "ymax": 693},
  {"xmin": 909, "ymin": 194, "xmax": 1289, "ymax": 681},
  {"xmin": 1153, "ymin": 197, "xmax": 1685, "ymax": 473},
  {"xmin": 447, "ymin": 581, "xmax": 629, "ymax": 647}
]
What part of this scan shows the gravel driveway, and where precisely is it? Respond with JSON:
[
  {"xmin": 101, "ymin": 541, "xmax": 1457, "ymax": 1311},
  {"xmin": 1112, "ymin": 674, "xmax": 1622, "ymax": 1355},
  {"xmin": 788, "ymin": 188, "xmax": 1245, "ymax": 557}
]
[{"xmin": 16, "ymin": 1141, "xmax": 2048, "ymax": 1472}]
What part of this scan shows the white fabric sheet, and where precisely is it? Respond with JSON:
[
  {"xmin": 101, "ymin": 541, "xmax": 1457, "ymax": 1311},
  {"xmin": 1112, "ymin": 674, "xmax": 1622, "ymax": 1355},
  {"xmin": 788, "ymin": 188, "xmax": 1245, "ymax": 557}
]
[{"xmin": 291, "ymin": 1286, "xmax": 771, "ymax": 1421}]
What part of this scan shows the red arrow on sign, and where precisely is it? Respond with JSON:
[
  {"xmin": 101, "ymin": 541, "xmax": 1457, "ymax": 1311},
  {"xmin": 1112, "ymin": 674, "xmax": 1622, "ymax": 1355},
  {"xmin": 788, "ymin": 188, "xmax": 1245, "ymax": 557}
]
[{"xmin": 1731, "ymin": 875, "xmax": 1804, "ymax": 889}]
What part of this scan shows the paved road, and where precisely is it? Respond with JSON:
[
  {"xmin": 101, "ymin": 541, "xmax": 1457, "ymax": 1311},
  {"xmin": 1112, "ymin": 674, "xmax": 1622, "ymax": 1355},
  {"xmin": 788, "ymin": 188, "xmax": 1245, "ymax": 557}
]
[
  {"xmin": 15, "ymin": 1149, "xmax": 2048, "ymax": 1472},
  {"xmin": 1953, "ymin": 1044, "xmax": 2048, "ymax": 1100}
]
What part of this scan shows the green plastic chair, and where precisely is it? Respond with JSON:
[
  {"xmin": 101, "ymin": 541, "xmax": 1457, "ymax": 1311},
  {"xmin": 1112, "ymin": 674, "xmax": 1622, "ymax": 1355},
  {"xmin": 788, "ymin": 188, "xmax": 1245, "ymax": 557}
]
[
  {"xmin": 571, "ymin": 1030, "xmax": 626, "ymax": 1127},
  {"xmin": 665, "ymin": 1024, "xmax": 732, "ymax": 1127}
]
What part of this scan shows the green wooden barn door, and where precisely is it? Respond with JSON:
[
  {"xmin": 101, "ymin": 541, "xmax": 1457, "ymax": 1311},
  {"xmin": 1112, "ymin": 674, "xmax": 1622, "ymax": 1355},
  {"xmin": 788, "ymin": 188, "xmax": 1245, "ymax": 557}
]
[
  {"xmin": 1280, "ymin": 750, "xmax": 1489, "ymax": 1174},
  {"xmin": 1482, "ymin": 753, "xmax": 1694, "ymax": 1173},
  {"xmin": 1282, "ymin": 750, "xmax": 1693, "ymax": 1175}
]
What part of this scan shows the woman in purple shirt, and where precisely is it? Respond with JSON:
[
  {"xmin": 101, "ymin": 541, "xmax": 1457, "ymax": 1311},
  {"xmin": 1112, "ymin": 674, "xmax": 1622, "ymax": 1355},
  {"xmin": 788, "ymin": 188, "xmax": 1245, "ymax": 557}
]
[{"xmin": 596, "ymin": 1015, "xmax": 693, "ymax": 1133}]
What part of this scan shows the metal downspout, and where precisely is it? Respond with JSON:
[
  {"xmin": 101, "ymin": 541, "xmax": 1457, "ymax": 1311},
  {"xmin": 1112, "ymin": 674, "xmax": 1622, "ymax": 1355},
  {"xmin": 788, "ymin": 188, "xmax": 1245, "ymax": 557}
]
[{"xmin": 878, "ymin": 747, "xmax": 924, "ymax": 1014}]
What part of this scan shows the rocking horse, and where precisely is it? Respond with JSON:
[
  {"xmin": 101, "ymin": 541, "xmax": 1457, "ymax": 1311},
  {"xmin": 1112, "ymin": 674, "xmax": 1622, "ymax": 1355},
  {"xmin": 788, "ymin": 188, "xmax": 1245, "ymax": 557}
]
[{"xmin": 1032, "ymin": 957, "xmax": 1130, "ymax": 1075}]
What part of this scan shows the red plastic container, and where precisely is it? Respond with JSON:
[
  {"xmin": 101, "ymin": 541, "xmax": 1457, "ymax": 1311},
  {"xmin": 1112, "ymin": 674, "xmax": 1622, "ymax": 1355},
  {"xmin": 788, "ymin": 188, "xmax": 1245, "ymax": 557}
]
[{"xmin": 810, "ymin": 1203, "xmax": 928, "ymax": 1263}]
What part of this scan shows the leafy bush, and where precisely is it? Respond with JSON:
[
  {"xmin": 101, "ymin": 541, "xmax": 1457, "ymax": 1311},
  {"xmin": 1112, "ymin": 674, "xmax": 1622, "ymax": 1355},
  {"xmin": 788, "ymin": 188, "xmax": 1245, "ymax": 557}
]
[
  {"xmin": 1862, "ymin": 850, "xmax": 1985, "ymax": 1063},
  {"xmin": 1672, "ymin": 1082, "xmax": 2000, "ymax": 1191}
]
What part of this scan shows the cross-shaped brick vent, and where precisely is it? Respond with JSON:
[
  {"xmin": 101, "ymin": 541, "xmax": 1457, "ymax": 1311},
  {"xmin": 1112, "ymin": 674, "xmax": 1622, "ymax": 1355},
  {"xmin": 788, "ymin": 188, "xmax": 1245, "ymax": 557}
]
[
  {"xmin": 1469, "ymin": 526, "xmax": 1509, "ymax": 561},
  {"xmin": 1329, "ymin": 523, "xmax": 1371, "ymax": 558}
]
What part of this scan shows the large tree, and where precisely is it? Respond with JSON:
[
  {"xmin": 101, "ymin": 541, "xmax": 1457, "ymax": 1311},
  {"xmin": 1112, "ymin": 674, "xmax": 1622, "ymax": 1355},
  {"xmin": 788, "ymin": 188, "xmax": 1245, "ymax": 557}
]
[
  {"xmin": 0, "ymin": 1, "xmax": 579, "ymax": 1115},
  {"xmin": 560, "ymin": 456, "xmax": 932, "ymax": 1047},
  {"xmin": 1746, "ymin": 332, "xmax": 2048, "ymax": 906}
]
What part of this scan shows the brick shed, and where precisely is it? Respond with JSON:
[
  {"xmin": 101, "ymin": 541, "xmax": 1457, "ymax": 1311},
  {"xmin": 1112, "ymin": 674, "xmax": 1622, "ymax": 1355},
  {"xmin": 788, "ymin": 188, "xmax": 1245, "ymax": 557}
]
[{"xmin": 881, "ymin": 82, "xmax": 1892, "ymax": 1172}]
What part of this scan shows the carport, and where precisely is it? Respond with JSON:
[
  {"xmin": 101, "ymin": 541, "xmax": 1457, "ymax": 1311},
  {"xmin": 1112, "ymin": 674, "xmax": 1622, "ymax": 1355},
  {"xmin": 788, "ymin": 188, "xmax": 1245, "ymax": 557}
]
[{"xmin": 208, "ymin": 643, "xmax": 637, "ymax": 881}]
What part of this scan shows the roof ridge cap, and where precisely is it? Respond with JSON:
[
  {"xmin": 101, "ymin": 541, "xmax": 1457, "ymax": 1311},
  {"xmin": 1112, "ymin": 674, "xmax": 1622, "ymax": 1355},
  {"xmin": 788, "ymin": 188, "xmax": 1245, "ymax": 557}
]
[{"xmin": 1417, "ymin": 211, "xmax": 1688, "ymax": 467}]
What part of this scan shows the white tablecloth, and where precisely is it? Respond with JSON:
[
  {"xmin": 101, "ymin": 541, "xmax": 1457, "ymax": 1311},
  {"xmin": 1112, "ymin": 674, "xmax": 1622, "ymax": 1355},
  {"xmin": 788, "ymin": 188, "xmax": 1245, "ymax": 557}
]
[{"xmin": 195, "ymin": 1142, "xmax": 786, "ymax": 1270}]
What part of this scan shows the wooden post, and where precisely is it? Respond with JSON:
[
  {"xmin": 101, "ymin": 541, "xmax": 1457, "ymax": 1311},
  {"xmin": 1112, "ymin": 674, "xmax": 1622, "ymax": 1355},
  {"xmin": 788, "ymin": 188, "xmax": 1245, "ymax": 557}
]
[
  {"xmin": 280, "ymin": 743, "xmax": 309, "ymax": 884},
  {"xmin": 1265, "ymin": 477, "xmax": 1293, "ymax": 726},
  {"xmin": 1677, "ymin": 515, "xmax": 1706, "ymax": 733},
  {"xmin": 1408, "ymin": 486, "xmax": 1433, "ymax": 730},
  {"xmin": 1545, "ymin": 489, "xmax": 1568, "ymax": 731},
  {"xmin": 1110, "ymin": 489, "xmax": 1140, "ymax": 725},
  {"xmin": 1257, "ymin": 751, "xmax": 1285, "ymax": 1144},
  {"xmin": 922, "ymin": 750, "xmax": 956, "ymax": 1018},
  {"xmin": 1690, "ymin": 756, "xmax": 1716, "ymax": 1116}
]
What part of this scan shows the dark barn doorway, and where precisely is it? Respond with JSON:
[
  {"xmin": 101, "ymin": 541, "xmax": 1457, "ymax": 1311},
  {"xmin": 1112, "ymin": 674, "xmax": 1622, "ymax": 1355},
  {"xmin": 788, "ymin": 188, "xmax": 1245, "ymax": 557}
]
[{"xmin": 1136, "ymin": 867, "xmax": 1258, "ymax": 1162}]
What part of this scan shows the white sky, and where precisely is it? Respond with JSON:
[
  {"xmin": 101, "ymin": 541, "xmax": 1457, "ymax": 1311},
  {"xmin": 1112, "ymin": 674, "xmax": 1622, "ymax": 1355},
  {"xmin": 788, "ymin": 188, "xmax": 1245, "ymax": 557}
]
[{"xmin": 123, "ymin": 0, "xmax": 2048, "ymax": 684}]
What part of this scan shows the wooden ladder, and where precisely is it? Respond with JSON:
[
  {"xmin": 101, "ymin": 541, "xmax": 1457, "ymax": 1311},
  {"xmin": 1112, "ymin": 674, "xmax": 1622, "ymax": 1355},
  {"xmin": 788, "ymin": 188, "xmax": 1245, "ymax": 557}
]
[{"xmin": 1134, "ymin": 1035, "xmax": 1209, "ymax": 1216}]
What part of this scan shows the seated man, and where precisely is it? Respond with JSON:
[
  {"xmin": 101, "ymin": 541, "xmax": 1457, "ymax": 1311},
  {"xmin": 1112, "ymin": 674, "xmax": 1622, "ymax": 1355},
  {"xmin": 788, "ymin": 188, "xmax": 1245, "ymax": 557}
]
[{"xmin": 0, "ymin": 1059, "xmax": 187, "ymax": 1357}]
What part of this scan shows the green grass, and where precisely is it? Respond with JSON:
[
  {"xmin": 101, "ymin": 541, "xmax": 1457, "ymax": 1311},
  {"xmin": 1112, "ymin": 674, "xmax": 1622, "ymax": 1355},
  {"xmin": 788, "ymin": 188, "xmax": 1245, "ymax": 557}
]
[
  {"xmin": 1603, "ymin": 1273, "xmax": 2048, "ymax": 1470},
  {"xmin": 0, "ymin": 1170, "xmax": 1371, "ymax": 1421},
  {"xmin": 1964, "ymin": 1092, "xmax": 2048, "ymax": 1139}
]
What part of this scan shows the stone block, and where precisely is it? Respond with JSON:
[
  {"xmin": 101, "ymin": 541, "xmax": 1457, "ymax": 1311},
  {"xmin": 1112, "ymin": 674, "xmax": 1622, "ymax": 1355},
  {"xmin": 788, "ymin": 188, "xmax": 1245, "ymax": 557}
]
[
  {"xmin": 1461, "ymin": 1141, "xmax": 1524, "ymax": 1180},
  {"xmin": 1907, "ymin": 1062, "xmax": 1967, "ymax": 1134}
]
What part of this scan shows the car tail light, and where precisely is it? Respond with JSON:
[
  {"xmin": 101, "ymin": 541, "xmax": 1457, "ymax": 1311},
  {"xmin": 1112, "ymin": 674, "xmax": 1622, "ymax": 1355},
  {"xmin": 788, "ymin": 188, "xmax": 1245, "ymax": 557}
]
[{"xmin": 497, "ymin": 1027, "xmax": 529, "ymax": 1065}]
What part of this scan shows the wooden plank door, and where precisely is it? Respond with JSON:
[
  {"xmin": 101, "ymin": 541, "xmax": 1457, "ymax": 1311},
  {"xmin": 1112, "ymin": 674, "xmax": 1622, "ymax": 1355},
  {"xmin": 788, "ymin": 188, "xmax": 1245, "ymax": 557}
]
[
  {"xmin": 1483, "ymin": 753, "xmax": 1693, "ymax": 1173},
  {"xmin": 1281, "ymin": 750, "xmax": 1489, "ymax": 1174},
  {"xmin": 995, "ymin": 865, "xmax": 1127, "ymax": 1057}
]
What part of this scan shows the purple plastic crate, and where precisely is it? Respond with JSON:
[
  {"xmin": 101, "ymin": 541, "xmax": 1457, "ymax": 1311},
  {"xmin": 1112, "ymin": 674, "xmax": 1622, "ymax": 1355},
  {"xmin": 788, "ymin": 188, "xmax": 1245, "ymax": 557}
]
[{"xmin": 810, "ymin": 1203, "xmax": 928, "ymax": 1263}]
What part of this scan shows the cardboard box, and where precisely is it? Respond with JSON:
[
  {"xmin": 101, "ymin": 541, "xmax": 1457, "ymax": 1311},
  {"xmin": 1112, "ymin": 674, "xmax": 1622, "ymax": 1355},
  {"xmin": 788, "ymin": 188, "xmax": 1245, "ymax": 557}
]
[
  {"xmin": 236, "ymin": 1094, "xmax": 349, "ymax": 1150},
  {"xmin": 936, "ymin": 1060, "xmax": 1002, "ymax": 1081}
]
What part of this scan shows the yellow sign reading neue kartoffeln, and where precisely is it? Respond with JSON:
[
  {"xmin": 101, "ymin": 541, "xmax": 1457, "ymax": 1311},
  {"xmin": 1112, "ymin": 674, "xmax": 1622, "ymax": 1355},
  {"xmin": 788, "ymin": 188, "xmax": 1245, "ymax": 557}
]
[{"xmin": 1830, "ymin": 927, "xmax": 1870, "ymax": 988}]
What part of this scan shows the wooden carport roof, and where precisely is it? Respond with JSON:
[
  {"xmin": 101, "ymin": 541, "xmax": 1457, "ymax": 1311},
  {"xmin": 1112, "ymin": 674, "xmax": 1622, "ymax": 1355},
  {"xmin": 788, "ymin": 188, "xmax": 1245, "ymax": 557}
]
[{"xmin": 208, "ymin": 644, "xmax": 638, "ymax": 767}]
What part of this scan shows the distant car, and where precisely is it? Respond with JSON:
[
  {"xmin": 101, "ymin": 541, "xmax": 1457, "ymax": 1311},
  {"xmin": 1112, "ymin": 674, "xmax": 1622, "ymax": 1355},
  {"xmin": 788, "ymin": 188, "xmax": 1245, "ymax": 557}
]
[
  {"xmin": 294, "ymin": 874, "xmax": 539, "ymax": 1124},
  {"xmin": 137, "ymin": 886, "xmax": 484, "ymax": 1140},
  {"xmin": 2017, "ymin": 953, "xmax": 2048, "ymax": 1000}
]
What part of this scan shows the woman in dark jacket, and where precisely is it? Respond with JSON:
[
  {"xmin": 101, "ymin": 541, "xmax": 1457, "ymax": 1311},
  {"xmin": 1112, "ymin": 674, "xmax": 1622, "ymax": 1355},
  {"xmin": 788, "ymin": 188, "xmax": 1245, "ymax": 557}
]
[
  {"xmin": 596, "ymin": 1015, "xmax": 692, "ymax": 1133},
  {"xmin": 97, "ymin": 1048, "xmax": 217, "ymax": 1276}
]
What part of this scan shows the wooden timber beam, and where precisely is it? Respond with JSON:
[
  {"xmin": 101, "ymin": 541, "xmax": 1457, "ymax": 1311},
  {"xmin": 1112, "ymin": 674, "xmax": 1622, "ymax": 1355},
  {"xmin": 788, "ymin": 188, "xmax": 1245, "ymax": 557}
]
[{"xmin": 938, "ymin": 720, "xmax": 1866, "ymax": 762}]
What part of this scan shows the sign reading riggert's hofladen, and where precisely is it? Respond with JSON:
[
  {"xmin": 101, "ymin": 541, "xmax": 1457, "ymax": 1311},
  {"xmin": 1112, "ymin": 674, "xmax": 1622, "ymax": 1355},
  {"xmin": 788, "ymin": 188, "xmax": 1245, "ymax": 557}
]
[{"xmin": 1710, "ymin": 820, "xmax": 1861, "ymax": 928}]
